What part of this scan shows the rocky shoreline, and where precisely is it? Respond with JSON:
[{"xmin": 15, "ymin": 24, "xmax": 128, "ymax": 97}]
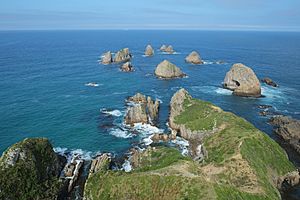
[{"xmin": 1, "ymin": 44, "xmax": 299, "ymax": 200}]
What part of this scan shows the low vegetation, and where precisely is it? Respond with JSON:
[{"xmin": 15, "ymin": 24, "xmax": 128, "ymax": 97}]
[{"xmin": 85, "ymin": 98, "xmax": 296, "ymax": 200}]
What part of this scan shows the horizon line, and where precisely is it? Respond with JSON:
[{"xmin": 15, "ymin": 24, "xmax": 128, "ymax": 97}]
[{"xmin": 0, "ymin": 28, "xmax": 300, "ymax": 33}]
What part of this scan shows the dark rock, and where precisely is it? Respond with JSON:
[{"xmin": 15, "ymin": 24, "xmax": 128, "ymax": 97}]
[
  {"xmin": 270, "ymin": 115, "xmax": 300, "ymax": 154},
  {"xmin": 262, "ymin": 77, "xmax": 278, "ymax": 87}
]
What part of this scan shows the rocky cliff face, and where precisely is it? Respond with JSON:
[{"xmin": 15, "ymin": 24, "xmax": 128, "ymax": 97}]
[
  {"xmin": 270, "ymin": 115, "xmax": 300, "ymax": 154},
  {"xmin": 0, "ymin": 138, "xmax": 64, "ymax": 200},
  {"xmin": 155, "ymin": 60, "xmax": 185, "ymax": 79},
  {"xmin": 223, "ymin": 63, "xmax": 261, "ymax": 97}
]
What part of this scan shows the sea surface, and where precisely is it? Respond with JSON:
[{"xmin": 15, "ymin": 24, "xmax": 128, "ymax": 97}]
[{"xmin": 0, "ymin": 30, "xmax": 300, "ymax": 177}]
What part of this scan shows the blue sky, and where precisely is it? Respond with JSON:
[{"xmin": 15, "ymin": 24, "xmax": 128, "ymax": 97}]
[{"xmin": 0, "ymin": 0, "xmax": 300, "ymax": 31}]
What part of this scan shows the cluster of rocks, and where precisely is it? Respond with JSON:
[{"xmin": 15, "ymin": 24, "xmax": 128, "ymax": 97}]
[
  {"xmin": 151, "ymin": 133, "xmax": 176, "ymax": 142},
  {"xmin": 269, "ymin": 115, "xmax": 300, "ymax": 154},
  {"xmin": 223, "ymin": 63, "xmax": 262, "ymax": 97},
  {"xmin": 155, "ymin": 60, "xmax": 186, "ymax": 79},
  {"xmin": 125, "ymin": 93, "xmax": 160, "ymax": 125},
  {"xmin": 160, "ymin": 44, "xmax": 174, "ymax": 54},
  {"xmin": 101, "ymin": 48, "xmax": 132, "ymax": 64}
]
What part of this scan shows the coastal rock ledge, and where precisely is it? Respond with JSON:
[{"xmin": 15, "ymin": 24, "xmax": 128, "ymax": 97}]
[
  {"xmin": 155, "ymin": 60, "xmax": 185, "ymax": 79},
  {"xmin": 223, "ymin": 63, "xmax": 261, "ymax": 97}
]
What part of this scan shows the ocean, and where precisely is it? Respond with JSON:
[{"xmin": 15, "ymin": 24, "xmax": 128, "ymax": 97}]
[{"xmin": 0, "ymin": 30, "xmax": 299, "ymax": 160}]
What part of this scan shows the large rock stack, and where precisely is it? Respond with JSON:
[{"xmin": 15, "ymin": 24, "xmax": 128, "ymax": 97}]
[
  {"xmin": 125, "ymin": 93, "xmax": 160, "ymax": 126},
  {"xmin": 223, "ymin": 63, "xmax": 261, "ymax": 97}
]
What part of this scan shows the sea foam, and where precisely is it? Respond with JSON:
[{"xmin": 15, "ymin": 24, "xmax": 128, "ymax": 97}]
[{"xmin": 101, "ymin": 109, "xmax": 123, "ymax": 117}]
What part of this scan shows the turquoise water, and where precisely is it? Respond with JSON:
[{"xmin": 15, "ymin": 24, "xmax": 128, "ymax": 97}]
[{"xmin": 0, "ymin": 30, "xmax": 300, "ymax": 158}]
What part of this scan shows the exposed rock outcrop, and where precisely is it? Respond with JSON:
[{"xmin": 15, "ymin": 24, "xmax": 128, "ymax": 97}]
[
  {"xmin": 223, "ymin": 63, "xmax": 261, "ymax": 97},
  {"xmin": 114, "ymin": 48, "xmax": 132, "ymax": 63},
  {"xmin": 276, "ymin": 170, "xmax": 300, "ymax": 192},
  {"xmin": 185, "ymin": 51, "xmax": 203, "ymax": 64},
  {"xmin": 101, "ymin": 51, "xmax": 113, "ymax": 64},
  {"xmin": 63, "ymin": 155, "xmax": 84, "ymax": 193},
  {"xmin": 169, "ymin": 88, "xmax": 191, "ymax": 134},
  {"xmin": 0, "ymin": 138, "xmax": 64, "ymax": 200},
  {"xmin": 269, "ymin": 115, "xmax": 300, "ymax": 154},
  {"xmin": 151, "ymin": 133, "xmax": 176, "ymax": 142},
  {"xmin": 125, "ymin": 93, "xmax": 160, "ymax": 125},
  {"xmin": 145, "ymin": 45, "xmax": 154, "ymax": 56},
  {"xmin": 262, "ymin": 77, "xmax": 278, "ymax": 87},
  {"xmin": 120, "ymin": 62, "xmax": 134, "ymax": 72},
  {"xmin": 155, "ymin": 60, "xmax": 185, "ymax": 79},
  {"xmin": 89, "ymin": 154, "xmax": 111, "ymax": 177}
]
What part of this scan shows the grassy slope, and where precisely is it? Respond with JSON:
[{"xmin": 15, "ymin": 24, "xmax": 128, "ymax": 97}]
[
  {"xmin": 0, "ymin": 138, "xmax": 62, "ymax": 200},
  {"xmin": 85, "ymin": 98, "xmax": 295, "ymax": 200},
  {"xmin": 85, "ymin": 147, "xmax": 216, "ymax": 200},
  {"xmin": 176, "ymin": 98, "xmax": 295, "ymax": 200}
]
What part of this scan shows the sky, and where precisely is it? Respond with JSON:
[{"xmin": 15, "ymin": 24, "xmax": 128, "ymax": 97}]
[{"xmin": 0, "ymin": 0, "xmax": 300, "ymax": 31}]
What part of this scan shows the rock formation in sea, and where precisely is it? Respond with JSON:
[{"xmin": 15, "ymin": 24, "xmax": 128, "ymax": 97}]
[
  {"xmin": 185, "ymin": 51, "xmax": 203, "ymax": 64},
  {"xmin": 84, "ymin": 88, "xmax": 298, "ymax": 200},
  {"xmin": 120, "ymin": 62, "xmax": 134, "ymax": 72},
  {"xmin": 223, "ymin": 63, "xmax": 261, "ymax": 97},
  {"xmin": 160, "ymin": 44, "xmax": 174, "ymax": 54},
  {"xmin": 155, "ymin": 60, "xmax": 185, "ymax": 79},
  {"xmin": 125, "ymin": 93, "xmax": 160, "ymax": 125},
  {"xmin": 101, "ymin": 51, "xmax": 113, "ymax": 64},
  {"xmin": 164, "ymin": 45, "xmax": 174, "ymax": 54},
  {"xmin": 160, "ymin": 45, "xmax": 167, "ymax": 51},
  {"xmin": 262, "ymin": 77, "xmax": 278, "ymax": 87},
  {"xmin": 269, "ymin": 115, "xmax": 300, "ymax": 154},
  {"xmin": 0, "ymin": 138, "xmax": 66, "ymax": 200},
  {"xmin": 145, "ymin": 45, "xmax": 154, "ymax": 56},
  {"xmin": 114, "ymin": 48, "xmax": 132, "ymax": 63}
]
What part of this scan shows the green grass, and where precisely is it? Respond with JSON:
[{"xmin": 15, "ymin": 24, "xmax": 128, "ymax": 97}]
[
  {"xmin": 0, "ymin": 138, "xmax": 62, "ymax": 200},
  {"xmin": 84, "ymin": 97, "xmax": 296, "ymax": 200},
  {"xmin": 134, "ymin": 147, "xmax": 191, "ymax": 172}
]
